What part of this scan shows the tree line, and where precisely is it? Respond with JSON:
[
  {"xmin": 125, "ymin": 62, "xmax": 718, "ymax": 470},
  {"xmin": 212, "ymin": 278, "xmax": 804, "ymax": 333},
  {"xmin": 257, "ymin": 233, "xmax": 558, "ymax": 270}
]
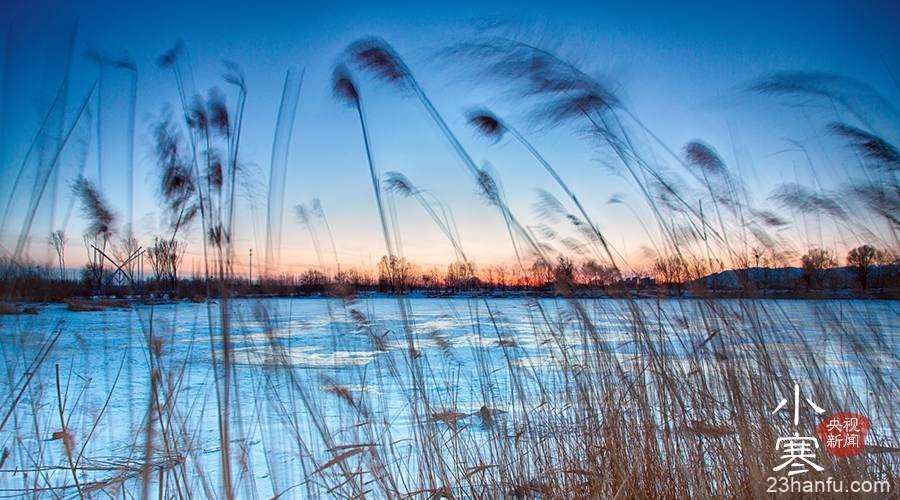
[{"xmin": 2, "ymin": 242, "xmax": 896, "ymax": 303}]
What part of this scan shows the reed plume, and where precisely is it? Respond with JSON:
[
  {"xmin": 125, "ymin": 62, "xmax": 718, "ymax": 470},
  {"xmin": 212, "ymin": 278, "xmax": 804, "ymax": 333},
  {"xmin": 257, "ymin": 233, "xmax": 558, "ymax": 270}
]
[
  {"xmin": 384, "ymin": 171, "xmax": 468, "ymax": 262},
  {"xmin": 332, "ymin": 63, "xmax": 396, "ymax": 258},
  {"xmin": 467, "ymin": 107, "xmax": 621, "ymax": 272},
  {"xmin": 449, "ymin": 36, "xmax": 728, "ymax": 263},
  {"xmin": 344, "ymin": 37, "xmax": 547, "ymax": 266},
  {"xmin": 73, "ymin": 176, "xmax": 115, "ymax": 242},
  {"xmin": 830, "ymin": 122, "xmax": 900, "ymax": 170}
]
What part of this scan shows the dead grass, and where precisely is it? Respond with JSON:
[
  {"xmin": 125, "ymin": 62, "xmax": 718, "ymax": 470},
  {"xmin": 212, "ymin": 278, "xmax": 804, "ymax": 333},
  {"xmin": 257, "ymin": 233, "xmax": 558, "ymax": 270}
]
[
  {"xmin": 0, "ymin": 34, "xmax": 897, "ymax": 500},
  {"xmin": 65, "ymin": 299, "xmax": 107, "ymax": 312}
]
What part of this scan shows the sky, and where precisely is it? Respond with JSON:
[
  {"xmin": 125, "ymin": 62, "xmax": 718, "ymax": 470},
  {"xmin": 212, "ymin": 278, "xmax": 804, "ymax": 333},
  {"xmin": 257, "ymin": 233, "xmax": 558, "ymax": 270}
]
[{"xmin": 1, "ymin": 0, "xmax": 898, "ymax": 276}]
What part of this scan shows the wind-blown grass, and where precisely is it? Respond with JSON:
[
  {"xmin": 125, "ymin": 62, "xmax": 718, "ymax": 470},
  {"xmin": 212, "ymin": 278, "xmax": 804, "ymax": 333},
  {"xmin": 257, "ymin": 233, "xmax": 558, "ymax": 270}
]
[{"xmin": 0, "ymin": 33, "xmax": 897, "ymax": 500}]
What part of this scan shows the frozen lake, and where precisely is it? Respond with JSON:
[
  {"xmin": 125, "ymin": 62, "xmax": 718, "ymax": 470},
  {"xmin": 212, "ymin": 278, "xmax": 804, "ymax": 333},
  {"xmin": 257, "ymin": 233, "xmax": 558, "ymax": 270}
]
[{"xmin": 0, "ymin": 297, "xmax": 896, "ymax": 496}]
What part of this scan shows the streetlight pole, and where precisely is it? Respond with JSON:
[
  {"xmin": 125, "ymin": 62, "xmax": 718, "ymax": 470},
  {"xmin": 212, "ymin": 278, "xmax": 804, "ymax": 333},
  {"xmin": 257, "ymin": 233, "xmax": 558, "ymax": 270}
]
[{"xmin": 249, "ymin": 248, "xmax": 253, "ymax": 285}]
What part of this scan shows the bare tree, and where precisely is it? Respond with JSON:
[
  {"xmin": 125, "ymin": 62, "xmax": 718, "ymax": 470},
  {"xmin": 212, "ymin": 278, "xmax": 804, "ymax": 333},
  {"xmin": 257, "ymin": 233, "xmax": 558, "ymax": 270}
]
[
  {"xmin": 49, "ymin": 230, "xmax": 67, "ymax": 280},
  {"xmin": 377, "ymin": 255, "xmax": 412, "ymax": 293},
  {"xmin": 800, "ymin": 248, "xmax": 837, "ymax": 289},
  {"xmin": 147, "ymin": 237, "xmax": 184, "ymax": 294},
  {"xmin": 554, "ymin": 255, "xmax": 575, "ymax": 283},
  {"xmin": 529, "ymin": 260, "xmax": 554, "ymax": 287},
  {"xmin": 112, "ymin": 234, "xmax": 141, "ymax": 286},
  {"xmin": 491, "ymin": 265, "xmax": 508, "ymax": 288},
  {"xmin": 299, "ymin": 269, "xmax": 329, "ymax": 289},
  {"xmin": 580, "ymin": 260, "xmax": 617, "ymax": 288},
  {"xmin": 335, "ymin": 268, "xmax": 371, "ymax": 288},
  {"xmin": 446, "ymin": 261, "xmax": 476, "ymax": 291},
  {"xmin": 653, "ymin": 254, "xmax": 689, "ymax": 295},
  {"xmin": 846, "ymin": 244, "xmax": 885, "ymax": 290}
]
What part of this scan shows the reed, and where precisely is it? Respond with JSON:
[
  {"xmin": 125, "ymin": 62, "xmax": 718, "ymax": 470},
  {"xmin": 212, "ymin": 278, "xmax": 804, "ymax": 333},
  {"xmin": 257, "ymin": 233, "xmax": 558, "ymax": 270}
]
[{"xmin": 0, "ymin": 32, "xmax": 896, "ymax": 500}]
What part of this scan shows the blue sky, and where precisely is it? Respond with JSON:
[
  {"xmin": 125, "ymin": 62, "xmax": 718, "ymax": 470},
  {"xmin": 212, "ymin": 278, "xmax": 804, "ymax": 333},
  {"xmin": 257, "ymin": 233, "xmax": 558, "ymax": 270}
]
[{"xmin": 1, "ymin": 0, "xmax": 898, "ymax": 274}]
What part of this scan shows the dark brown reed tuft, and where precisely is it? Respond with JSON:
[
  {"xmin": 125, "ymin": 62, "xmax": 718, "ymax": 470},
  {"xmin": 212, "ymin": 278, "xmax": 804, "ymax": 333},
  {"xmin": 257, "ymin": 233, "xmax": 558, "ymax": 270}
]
[
  {"xmin": 466, "ymin": 109, "xmax": 505, "ymax": 142},
  {"xmin": 207, "ymin": 88, "xmax": 231, "ymax": 137},
  {"xmin": 73, "ymin": 176, "xmax": 115, "ymax": 241},
  {"xmin": 449, "ymin": 37, "xmax": 619, "ymax": 125},
  {"xmin": 332, "ymin": 64, "xmax": 360, "ymax": 104},
  {"xmin": 748, "ymin": 70, "xmax": 881, "ymax": 102},
  {"xmin": 153, "ymin": 111, "xmax": 198, "ymax": 236},
  {"xmin": 539, "ymin": 91, "xmax": 614, "ymax": 127},
  {"xmin": 157, "ymin": 40, "xmax": 184, "ymax": 68},
  {"xmin": 207, "ymin": 152, "xmax": 224, "ymax": 189},
  {"xmin": 475, "ymin": 168, "xmax": 502, "ymax": 207},
  {"xmin": 830, "ymin": 122, "xmax": 899, "ymax": 168},
  {"xmin": 752, "ymin": 209, "xmax": 788, "ymax": 227},
  {"xmin": 345, "ymin": 37, "xmax": 410, "ymax": 89},
  {"xmin": 769, "ymin": 183, "xmax": 847, "ymax": 219},
  {"xmin": 187, "ymin": 94, "xmax": 209, "ymax": 132},
  {"xmin": 684, "ymin": 141, "xmax": 726, "ymax": 174},
  {"xmin": 294, "ymin": 203, "xmax": 311, "ymax": 225},
  {"xmin": 383, "ymin": 172, "xmax": 416, "ymax": 197}
]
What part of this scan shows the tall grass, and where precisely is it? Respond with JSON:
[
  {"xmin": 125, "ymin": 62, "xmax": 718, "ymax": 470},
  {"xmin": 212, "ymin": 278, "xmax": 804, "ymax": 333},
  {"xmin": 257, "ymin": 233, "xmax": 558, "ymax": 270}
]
[{"xmin": 0, "ymin": 33, "xmax": 897, "ymax": 500}]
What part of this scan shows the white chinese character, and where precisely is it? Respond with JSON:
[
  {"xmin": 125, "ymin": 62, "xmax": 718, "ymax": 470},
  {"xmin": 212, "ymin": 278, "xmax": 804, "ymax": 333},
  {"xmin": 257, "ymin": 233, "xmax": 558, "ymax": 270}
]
[
  {"xmin": 772, "ymin": 383, "xmax": 825, "ymax": 426},
  {"xmin": 825, "ymin": 417, "xmax": 842, "ymax": 433},
  {"xmin": 773, "ymin": 433, "xmax": 825, "ymax": 476}
]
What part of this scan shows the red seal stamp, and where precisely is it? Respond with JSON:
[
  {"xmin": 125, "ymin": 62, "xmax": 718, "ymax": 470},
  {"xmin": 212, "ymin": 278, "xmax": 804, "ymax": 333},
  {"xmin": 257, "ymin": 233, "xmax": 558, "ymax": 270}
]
[{"xmin": 816, "ymin": 412, "xmax": 870, "ymax": 458}]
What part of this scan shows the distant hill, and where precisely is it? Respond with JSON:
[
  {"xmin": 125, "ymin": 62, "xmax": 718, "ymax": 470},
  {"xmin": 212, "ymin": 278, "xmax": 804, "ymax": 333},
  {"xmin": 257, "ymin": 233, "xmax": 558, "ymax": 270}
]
[{"xmin": 696, "ymin": 265, "xmax": 898, "ymax": 290}]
